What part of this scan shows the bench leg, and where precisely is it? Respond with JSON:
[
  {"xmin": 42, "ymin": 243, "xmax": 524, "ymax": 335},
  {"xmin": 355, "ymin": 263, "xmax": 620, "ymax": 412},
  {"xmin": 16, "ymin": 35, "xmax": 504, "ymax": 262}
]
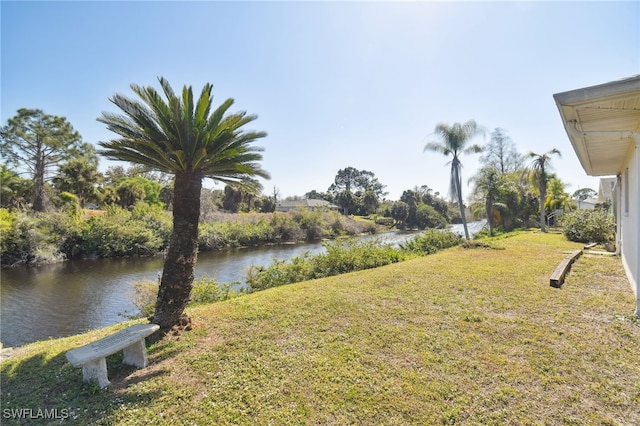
[
  {"xmin": 81, "ymin": 358, "xmax": 110, "ymax": 388},
  {"xmin": 122, "ymin": 339, "xmax": 148, "ymax": 368}
]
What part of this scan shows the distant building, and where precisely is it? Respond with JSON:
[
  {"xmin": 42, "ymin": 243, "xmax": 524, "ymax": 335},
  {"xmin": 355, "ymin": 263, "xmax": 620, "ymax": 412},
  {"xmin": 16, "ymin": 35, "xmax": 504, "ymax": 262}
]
[
  {"xmin": 574, "ymin": 197, "xmax": 598, "ymax": 210},
  {"xmin": 598, "ymin": 177, "xmax": 617, "ymax": 206},
  {"xmin": 554, "ymin": 74, "xmax": 640, "ymax": 317},
  {"xmin": 276, "ymin": 199, "xmax": 341, "ymax": 213}
]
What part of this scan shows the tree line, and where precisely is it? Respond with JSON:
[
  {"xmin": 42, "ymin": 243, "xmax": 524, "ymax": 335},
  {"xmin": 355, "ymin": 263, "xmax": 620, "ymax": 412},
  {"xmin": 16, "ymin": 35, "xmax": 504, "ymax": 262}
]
[{"xmin": 1, "ymin": 110, "xmax": 581, "ymax": 239}]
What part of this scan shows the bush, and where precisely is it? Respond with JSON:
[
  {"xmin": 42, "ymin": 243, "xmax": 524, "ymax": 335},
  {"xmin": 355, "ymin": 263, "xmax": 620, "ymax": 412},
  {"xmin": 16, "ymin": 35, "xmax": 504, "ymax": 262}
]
[
  {"xmin": 269, "ymin": 213, "xmax": 304, "ymax": 242},
  {"xmin": 131, "ymin": 202, "xmax": 172, "ymax": 244},
  {"xmin": 415, "ymin": 204, "xmax": 447, "ymax": 230},
  {"xmin": 199, "ymin": 219, "xmax": 279, "ymax": 250},
  {"xmin": 562, "ymin": 209, "xmax": 615, "ymax": 243},
  {"xmin": 292, "ymin": 209, "xmax": 324, "ymax": 240},
  {"xmin": 400, "ymin": 229, "xmax": 463, "ymax": 255},
  {"xmin": 0, "ymin": 210, "xmax": 67, "ymax": 267},
  {"xmin": 0, "ymin": 208, "xmax": 17, "ymax": 254},
  {"xmin": 131, "ymin": 276, "xmax": 238, "ymax": 318},
  {"xmin": 246, "ymin": 255, "xmax": 316, "ymax": 291},
  {"xmin": 312, "ymin": 239, "xmax": 404, "ymax": 277},
  {"xmin": 72, "ymin": 206, "xmax": 164, "ymax": 258},
  {"xmin": 246, "ymin": 230, "xmax": 464, "ymax": 292},
  {"xmin": 246, "ymin": 239, "xmax": 406, "ymax": 291}
]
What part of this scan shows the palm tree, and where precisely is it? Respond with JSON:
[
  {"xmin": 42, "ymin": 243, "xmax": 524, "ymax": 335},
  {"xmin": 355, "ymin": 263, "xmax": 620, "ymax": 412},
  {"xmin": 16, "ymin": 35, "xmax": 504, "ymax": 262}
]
[
  {"xmin": 424, "ymin": 120, "xmax": 484, "ymax": 239},
  {"xmin": 526, "ymin": 149, "xmax": 561, "ymax": 232},
  {"xmin": 98, "ymin": 77, "xmax": 269, "ymax": 331},
  {"xmin": 544, "ymin": 177, "xmax": 575, "ymax": 225},
  {"xmin": 469, "ymin": 166, "xmax": 502, "ymax": 236}
]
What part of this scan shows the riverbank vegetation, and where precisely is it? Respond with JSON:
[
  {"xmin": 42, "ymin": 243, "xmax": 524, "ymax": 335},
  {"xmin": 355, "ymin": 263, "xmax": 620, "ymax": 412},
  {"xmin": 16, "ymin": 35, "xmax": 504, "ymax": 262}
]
[
  {"xmin": 0, "ymin": 206, "xmax": 375, "ymax": 268},
  {"xmin": 246, "ymin": 229, "xmax": 462, "ymax": 291},
  {"xmin": 2, "ymin": 231, "xmax": 638, "ymax": 424},
  {"xmin": 131, "ymin": 230, "xmax": 463, "ymax": 315}
]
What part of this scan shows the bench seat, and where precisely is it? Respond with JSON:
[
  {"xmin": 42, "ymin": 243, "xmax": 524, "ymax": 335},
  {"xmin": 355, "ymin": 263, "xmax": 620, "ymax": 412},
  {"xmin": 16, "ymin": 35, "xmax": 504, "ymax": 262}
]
[{"xmin": 66, "ymin": 323, "xmax": 159, "ymax": 388}]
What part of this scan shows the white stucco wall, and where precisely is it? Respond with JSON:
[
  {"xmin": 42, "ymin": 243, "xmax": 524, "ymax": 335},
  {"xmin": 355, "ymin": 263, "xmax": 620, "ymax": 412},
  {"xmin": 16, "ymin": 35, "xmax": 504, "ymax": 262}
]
[{"xmin": 619, "ymin": 139, "xmax": 639, "ymax": 316}]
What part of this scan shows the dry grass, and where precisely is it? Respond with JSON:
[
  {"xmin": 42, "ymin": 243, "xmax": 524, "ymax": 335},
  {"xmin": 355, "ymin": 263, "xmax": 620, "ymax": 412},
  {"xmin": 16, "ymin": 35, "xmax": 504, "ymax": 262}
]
[{"xmin": 2, "ymin": 231, "xmax": 639, "ymax": 425}]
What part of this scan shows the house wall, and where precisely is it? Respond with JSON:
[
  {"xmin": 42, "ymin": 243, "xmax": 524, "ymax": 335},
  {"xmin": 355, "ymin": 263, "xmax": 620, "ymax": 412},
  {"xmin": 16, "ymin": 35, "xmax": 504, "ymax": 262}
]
[
  {"xmin": 620, "ymin": 139, "xmax": 639, "ymax": 316},
  {"xmin": 575, "ymin": 199, "xmax": 596, "ymax": 209}
]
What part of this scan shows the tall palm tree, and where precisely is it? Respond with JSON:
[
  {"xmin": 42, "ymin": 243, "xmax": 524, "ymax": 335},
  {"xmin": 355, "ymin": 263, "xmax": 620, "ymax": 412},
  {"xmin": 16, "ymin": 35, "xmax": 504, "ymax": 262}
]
[
  {"xmin": 526, "ymin": 149, "xmax": 561, "ymax": 232},
  {"xmin": 98, "ymin": 77, "xmax": 269, "ymax": 331},
  {"xmin": 424, "ymin": 120, "xmax": 484, "ymax": 239}
]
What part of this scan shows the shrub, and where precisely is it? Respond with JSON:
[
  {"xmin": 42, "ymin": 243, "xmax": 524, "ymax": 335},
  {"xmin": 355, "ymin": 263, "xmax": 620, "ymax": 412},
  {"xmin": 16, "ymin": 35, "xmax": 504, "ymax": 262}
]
[
  {"xmin": 246, "ymin": 239, "xmax": 405, "ymax": 291},
  {"xmin": 131, "ymin": 276, "xmax": 238, "ymax": 318},
  {"xmin": 131, "ymin": 202, "xmax": 172, "ymax": 245},
  {"xmin": 562, "ymin": 209, "xmax": 615, "ymax": 243},
  {"xmin": 292, "ymin": 209, "xmax": 324, "ymax": 240},
  {"xmin": 58, "ymin": 192, "xmax": 81, "ymax": 222},
  {"xmin": 199, "ymin": 220, "xmax": 279, "ymax": 250},
  {"xmin": 131, "ymin": 279, "xmax": 159, "ymax": 318},
  {"xmin": 415, "ymin": 204, "xmax": 447, "ymax": 230},
  {"xmin": 246, "ymin": 255, "xmax": 316, "ymax": 291},
  {"xmin": 0, "ymin": 210, "xmax": 67, "ymax": 267},
  {"xmin": 400, "ymin": 229, "xmax": 463, "ymax": 255},
  {"xmin": 269, "ymin": 213, "xmax": 304, "ymax": 242},
  {"xmin": 73, "ymin": 206, "xmax": 163, "ymax": 258},
  {"xmin": 312, "ymin": 239, "xmax": 404, "ymax": 277},
  {"xmin": 190, "ymin": 277, "xmax": 237, "ymax": 305},
  {"xmin": 0, "ymin": 209, "xmax": 16, "ymax": 249},
  {"xmin": 246, "ymin": 231, "xmax": 466, "ymax": 292}
]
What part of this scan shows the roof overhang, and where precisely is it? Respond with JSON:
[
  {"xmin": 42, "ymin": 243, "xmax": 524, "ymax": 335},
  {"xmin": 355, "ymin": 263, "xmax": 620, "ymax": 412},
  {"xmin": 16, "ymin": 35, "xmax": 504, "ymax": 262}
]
[{"xmin": 553, "ymin": 75, "xmax": 640, "ymax": 176}]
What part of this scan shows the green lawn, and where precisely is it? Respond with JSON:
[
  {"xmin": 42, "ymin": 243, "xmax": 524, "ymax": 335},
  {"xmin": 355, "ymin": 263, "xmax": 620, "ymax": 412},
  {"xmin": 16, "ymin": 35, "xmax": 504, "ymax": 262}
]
[{"xmin": 2, "ymin": 231, "xmax": 639, "ymax": 425}]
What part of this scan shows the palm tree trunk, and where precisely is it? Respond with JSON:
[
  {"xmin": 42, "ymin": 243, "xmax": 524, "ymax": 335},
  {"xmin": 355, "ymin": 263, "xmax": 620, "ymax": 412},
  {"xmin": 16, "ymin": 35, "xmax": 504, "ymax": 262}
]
[
  {"xmin": 539, "ymin": 184, "xmax": 547, "ymax": 233},
  {"xmin": 152, "ymin": 172, "xmax": 202, "ymax": 330},
  {"xmin": 486, "ymin": 199, "xmax": 494, "ymax": 236},
  {"xmin": 453, "ymin": 162, "xmax": 470, "ymax": 240}
]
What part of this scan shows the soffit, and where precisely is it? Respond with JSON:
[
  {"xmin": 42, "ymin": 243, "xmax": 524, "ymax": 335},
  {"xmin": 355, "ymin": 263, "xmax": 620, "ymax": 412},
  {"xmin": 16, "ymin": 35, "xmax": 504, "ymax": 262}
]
[{"xmin": 554, "ymin": 76, "xmax": 640, "ymax": 176}]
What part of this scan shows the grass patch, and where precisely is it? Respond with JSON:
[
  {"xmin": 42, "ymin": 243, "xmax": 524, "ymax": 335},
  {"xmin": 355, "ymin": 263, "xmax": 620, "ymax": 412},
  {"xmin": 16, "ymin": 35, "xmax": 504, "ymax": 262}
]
[{"xmin": 2, "ymin": 231, "xmax": 639, "ymax": 425}]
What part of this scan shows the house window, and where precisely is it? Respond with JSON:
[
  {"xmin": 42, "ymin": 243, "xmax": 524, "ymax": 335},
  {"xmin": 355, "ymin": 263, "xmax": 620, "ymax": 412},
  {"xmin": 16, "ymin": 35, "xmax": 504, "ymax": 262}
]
[{"xmin": 624, "ymin": 168, "xmax": 629, "ymax": 215}]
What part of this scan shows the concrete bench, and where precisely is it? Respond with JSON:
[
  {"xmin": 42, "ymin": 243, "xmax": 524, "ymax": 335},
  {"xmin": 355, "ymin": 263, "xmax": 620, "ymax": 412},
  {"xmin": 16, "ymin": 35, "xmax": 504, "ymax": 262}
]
[
  {"xmin": 550, "ymin": 250, "xmax": 583, "ymax": 288},
  {"xmin": 66, "ymin": 323, "xmax": 159, "ymax": 388}
]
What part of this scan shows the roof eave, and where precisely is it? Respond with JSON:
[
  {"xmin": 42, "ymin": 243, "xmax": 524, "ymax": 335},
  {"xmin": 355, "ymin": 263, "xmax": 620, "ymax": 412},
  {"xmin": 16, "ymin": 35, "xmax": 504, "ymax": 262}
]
[{"xmin": 554, "ymin": 75, "xmax": 640, "ymax": 177}]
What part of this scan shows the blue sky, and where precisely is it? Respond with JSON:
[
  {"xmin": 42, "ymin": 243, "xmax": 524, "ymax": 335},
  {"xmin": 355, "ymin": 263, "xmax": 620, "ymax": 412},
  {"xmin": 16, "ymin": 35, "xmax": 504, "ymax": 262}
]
[{"xmin": 2, "ymin": 1, "xmax": 639, "ymax": 201}]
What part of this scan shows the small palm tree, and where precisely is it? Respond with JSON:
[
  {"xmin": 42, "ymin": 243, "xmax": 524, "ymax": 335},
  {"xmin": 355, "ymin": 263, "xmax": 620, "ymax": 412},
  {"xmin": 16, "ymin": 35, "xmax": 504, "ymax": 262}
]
[
  {"xmin": 526, "ymin": 149, "xmax": 561, "ymax": 232},
  {"xmin": 469, "ymin": 166, "xmax": 502, "ymax": 236},
  {"xmin": 424, "ymin": 120, "xmax": 484, "ymax": 239},
  {"xmin": 545, "ymin": 177, "xmax": 575, "ymax": 224},
  {"xmin": 98, "ymin": 77, "xmax": 269, "ymax": 331}
]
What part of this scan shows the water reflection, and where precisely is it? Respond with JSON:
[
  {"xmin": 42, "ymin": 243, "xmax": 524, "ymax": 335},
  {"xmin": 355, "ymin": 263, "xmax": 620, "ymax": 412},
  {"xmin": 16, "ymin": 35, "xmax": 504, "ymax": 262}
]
[{"xmin": 0, "ymin": 242, "xmax": 323, "ymax": 347}]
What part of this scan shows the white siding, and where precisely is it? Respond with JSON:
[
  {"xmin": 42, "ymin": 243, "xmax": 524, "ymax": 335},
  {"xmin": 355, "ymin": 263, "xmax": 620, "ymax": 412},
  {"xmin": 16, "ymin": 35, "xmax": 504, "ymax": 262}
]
[{"xmin": 620, "ymin": 140, "xmax": 639, "ymax": 315}]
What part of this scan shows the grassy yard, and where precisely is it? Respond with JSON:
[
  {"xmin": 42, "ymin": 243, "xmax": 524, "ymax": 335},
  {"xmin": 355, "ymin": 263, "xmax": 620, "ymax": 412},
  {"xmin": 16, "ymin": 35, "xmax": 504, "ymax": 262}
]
[{"xmin": 1, "ymin": 231, "xmax": 639, "ymax": 425}]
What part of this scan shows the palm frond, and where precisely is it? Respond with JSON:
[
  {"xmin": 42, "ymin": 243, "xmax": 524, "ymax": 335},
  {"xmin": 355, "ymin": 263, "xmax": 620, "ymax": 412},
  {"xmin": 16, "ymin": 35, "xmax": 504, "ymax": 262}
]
[
  {"xmin": 423, "ymin": 142, "xmax": 451, "ymax": 155},
  {"xmin": 464, "ymin": 143, "xmax": 483, "ymax": 155},
  {"xmin": 97, "ymin": 77, "xmax": 269, "ymax": 182}
]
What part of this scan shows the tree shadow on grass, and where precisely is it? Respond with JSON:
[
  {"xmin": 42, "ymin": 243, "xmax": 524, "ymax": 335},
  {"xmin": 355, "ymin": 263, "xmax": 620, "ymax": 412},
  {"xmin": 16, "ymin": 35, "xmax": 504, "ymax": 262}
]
[{"xmin": 0, "ymin": 341, "xmax": 169, "ymax": 425}]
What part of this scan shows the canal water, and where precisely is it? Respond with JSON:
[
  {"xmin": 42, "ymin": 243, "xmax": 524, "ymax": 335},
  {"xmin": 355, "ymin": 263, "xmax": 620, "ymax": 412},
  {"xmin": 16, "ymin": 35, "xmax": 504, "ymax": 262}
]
[{"xmin": 1, "ymin": 230, "xmax": 431, "ymax": 347}]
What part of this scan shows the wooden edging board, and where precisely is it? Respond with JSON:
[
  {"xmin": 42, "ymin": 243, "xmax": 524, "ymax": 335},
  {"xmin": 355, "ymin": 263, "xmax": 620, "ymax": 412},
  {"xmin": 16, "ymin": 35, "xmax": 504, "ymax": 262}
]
[{"xmin": 550, "ymin": 250, "xmax": 583, "ymax": 289}]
